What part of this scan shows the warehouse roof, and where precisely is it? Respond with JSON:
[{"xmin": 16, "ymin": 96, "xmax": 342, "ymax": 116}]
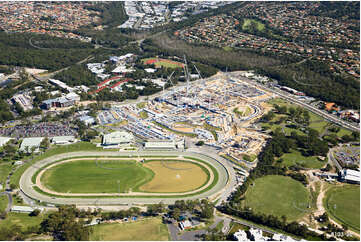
[
  {"xmin": 102, "ymin": 131, "xmax": 134, "ymax": 145},
  {"xmin": 11, "ymin": 206, "xmax": 35, "ymax": 213},
  {"xmin": 19, "ymin": 137, "xmax": 44, "ymax": 152},
  {"xmin": 144, "ymin": 140, "xmax": 176, "ymax": 149},
  {"xmin": 51, "ymin": 136, "xmax": 75, "ymax": 144}
]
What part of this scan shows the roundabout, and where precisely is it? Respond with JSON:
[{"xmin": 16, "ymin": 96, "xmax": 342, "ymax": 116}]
[{"xmin": 20, "ymin": 151, "xmax": 230, "ymax": 205}]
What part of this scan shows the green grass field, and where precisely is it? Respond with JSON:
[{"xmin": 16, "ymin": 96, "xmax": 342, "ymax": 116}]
[
  {"xmin": 0, "ymin": 194, "xmax": 8, "ymax": 212},
  {"xmin": 139, "ymin": 111, "xmax": 148, "ymax": 119},
  {"xmin": 0, "ymin": 212, "xmax": 45, "ymax": 230},
  {"xmin": 10, "ymin": 142, "xmax": 104, "ymax": 188},
  {"xmin": 41, "ymin": 160, "xmax": 154, "ymax": 193},
  {"xmin": 280, "ymin": 149, "xmax": 325, "ymax": 169},
  {"xmin": 90, "ymin": 217, "xmax": 170, "ymax": 241},
  {"xmin": 242, "ymin": 19, "xmax": 265, "ymax": 31},
  {"xmin": 244, "ymin": 175, "xmax": 310, "ymax": 221},
  {"xmin": 0, "ymin": 162, "xmax": 12, "ymax": 190},
  {"xmin": 324, "ymin": 185, "xmax": 360, "ymax": 232}
]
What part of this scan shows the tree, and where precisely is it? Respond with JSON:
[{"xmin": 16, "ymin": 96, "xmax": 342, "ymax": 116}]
[
  {"xmin": 203, "ymin": 227, "xmax": 226, "ymax": 241},
  {"xmin": 40, "ymin": 205, "xmax": 91, "ymax": 241},
  {"xmin": 40, "ymin": 137, "xmax": 50, "ymax": 150},
  {"xmin": 195, "ymin": 140, "xmax": 205, "ymax": 146},
  {"xmin": 172, "ymin": 208, "xmax": 181, "ymax": 221},
  {"xmin": 9, "ymin": 183, "xmax": 17, "ymax": 190},
  {"xmin": 200, "ymin": 200, "xmax": 214, "ymax": 219},
  {"xmin": 29, "ymin": 209, "xmax": 41, "ymax": 217}
]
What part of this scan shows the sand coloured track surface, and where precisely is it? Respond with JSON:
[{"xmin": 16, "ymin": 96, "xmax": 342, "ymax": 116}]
[
  {"xmin": 36, "ymin": 157, "xmax": 214, "ymax": 196},
  {"xmin": 140, "ymin": 161, "xmax": 208, "ymax": 193}
]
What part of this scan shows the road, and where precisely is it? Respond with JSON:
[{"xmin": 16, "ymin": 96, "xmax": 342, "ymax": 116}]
[
  {"xmin": 328, "ymin": 146, "xmax": 343, "ymax": 171},
  {"xmin": 19, "ymin": 150, "xmax": 231, "ymax": 206},
  {"xmin": 31, "ymin": 55, "xmax": 94, "ymax": 82},
  {"xmin": 226, "ymin": 72, "xmax": 359, "ymax": 132}
]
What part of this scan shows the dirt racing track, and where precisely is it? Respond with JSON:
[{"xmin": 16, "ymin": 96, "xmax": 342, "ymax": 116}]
[{"xmin": 20, "ymin": 151, "xmax": 230, "ymax": 205}]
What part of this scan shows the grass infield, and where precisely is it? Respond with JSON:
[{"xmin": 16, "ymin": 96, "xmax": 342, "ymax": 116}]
[
  {"xmin": 243, "ymin": 175, "xmax": 310, "ymax": 221},
  {"xmin": 41, "ymin": 160, "xmax": 154, "ymax": 193}
]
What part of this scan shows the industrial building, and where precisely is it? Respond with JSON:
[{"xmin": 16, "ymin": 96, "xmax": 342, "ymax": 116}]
[
  {"xmin": 41, "ymin": 92, "xmax": 80, "ymax": 110},
  {"xmin": 102, "ymin": 131, "xmax": 134, "ymax": 146},
  {"xmin": 51, "ymin": 136, "xmax": 76, "ymax": 145},
  {"xmin": 19, "ymin": 137, "xmax": 44, "ymax": 153},
  {"xmin": 340, "ymin": 169, "xmax": 360, "ymax": 184},
  {"xmin": 144, "ymin": 140, "xmax": 176, "ymax": 150},
  {"xmin": 11, "ymin": 93, "xmax": 33, "ymax": 111}
]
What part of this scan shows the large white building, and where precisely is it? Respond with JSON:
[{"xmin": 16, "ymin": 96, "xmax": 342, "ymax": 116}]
[
  {"xmin": 144, "ymin": 140, "xmax": 176, "ymax": 150},
  {"xmin": 102, "ymin": 131, "xmax": 134, "ymax": 146},
  {"xmin": 341, "ymin": 169, "xmax": 360, "ymax": 184},
  {"xmin": 19, "ymin": 137, "xmax": 44, "ymax": 153}
]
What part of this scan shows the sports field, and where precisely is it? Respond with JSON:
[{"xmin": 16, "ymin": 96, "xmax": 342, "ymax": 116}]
[
  {"xmin": 244, "ymin": 175, "xmax": 310, "ymax": 221},
  {"xmin": 90, "ymin": 217, "xmax": 170, "ymax": 241},
  {"xmin": 324, "ymin": 185, "xmax": 360, "ymax": 231},
  {"xmin": 140, "ymin": 160, "xmax": 208, "ymax": 193},
  {"xmin": 281, "ymin": 149, "xmax": 325, "ymax": 169},
  {"xmin": 40, "ymin": 158, "xmax": 210, "ymax": 194},
  {"xmin": 41, "ymin": 159, "xmax": 154, "ymax": 193},
  {"xmin": 142, "ymin": 58, "xmax": 184, "ymax": 68}
]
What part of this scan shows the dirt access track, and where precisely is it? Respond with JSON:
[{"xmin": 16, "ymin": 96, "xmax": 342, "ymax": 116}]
[{"xmin": 20, "ymin": 151, "xmax": 230, "ymax": 205}]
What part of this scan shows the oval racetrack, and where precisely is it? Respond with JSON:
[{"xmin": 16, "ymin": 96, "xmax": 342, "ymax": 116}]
[{"xmin": 20, "ymin": 151, "xmax": 230, "ymax": 205}]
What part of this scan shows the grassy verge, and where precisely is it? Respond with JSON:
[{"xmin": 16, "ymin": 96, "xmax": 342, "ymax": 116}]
[
  {"xmin": 220, "ymin": 154, "xmax": 248, "ymax": 170},
  {"xmin": 0, "ymin": 212, "xmax": 46, "ymax": 230},
  {"xmin": 0, "ymin": 162, "xmax": 12, "ymax": 190},
  {"xmin": 153, "ymin": 121, "xmax": 197, "ymax": 138},
  {"xmin": 0, "ymin": 194, "xmax": 8, "ymax": 212}
]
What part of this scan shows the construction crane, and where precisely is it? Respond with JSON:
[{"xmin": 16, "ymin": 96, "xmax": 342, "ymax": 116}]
[
  {"xmin": 183, "ymin": 55, "xmax": 190, "ymax": 98},
  {"xmin": 193, "ymin": 64, "xmax": 202, "ymax": 80},
  {"xmin": 162, "ymin": 71, "xmax": 175, "ymax": 101}
]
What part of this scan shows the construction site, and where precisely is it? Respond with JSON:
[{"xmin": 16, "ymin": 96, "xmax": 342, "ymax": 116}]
[{"xmin": 97, "ymin": 57, "xmax": 274, "ymax": 168}]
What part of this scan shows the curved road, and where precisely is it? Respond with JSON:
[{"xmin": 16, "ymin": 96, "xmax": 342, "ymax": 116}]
[{"xmin": 20, "ymin": 151, "xmax": 231, "ymax": 205}]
